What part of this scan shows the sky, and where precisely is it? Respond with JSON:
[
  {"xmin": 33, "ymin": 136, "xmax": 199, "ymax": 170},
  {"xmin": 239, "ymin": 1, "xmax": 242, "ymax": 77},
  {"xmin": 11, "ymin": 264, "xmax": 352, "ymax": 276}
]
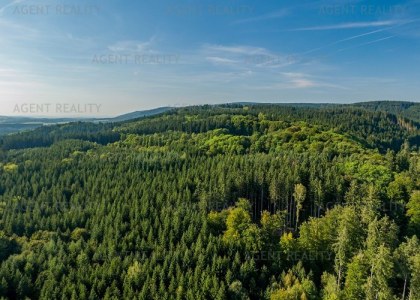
[{"xmin": 0, "ymin": 0, "xmax": 420, "ymax": 117}]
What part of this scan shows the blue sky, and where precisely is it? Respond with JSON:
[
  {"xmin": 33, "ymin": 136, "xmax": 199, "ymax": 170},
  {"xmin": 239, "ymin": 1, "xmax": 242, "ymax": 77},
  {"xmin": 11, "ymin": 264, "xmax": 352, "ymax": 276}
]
[{"xmin": 1, "ymin": 0, "xmax": 420, "ymax": 116}]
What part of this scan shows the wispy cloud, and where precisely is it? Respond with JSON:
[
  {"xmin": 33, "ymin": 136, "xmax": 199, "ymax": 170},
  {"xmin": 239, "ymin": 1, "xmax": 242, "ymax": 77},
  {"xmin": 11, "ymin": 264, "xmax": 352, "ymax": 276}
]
[
  {"xmin": 282, "ymin": 72, "xmax": 316, "ymax": 88},
  {"xmin": 202, "ymin": 44, "xmax": 296, "ymax": 69},
  {"xmin": 108, "ymin": 37, "xmax": 157, "ymax": 54},
  {"xmin": 0, "ymin": 0, "xmax": 24, "ymax": 15},
  {"xmin": 0, "ymin": 18, "xmax": 38, "ymax": 36},
  {"xmin": 337, "ymin": 36, "xmax": 396, "ymax": 52},
  {"xmin": 280, "ymin": 72, "xmax": 346, "ymax": 89},
  {"xmin": 290, "ymin": 78, "xmax": 316, "ymax": 88},
  {"xmin": 203, "ymin": 44, "xmax": 268, "ymax": 55},
  {"xmin": 233, "ymin": 9, "xmax": 289, "ymax": 25},
  {"xmin": 302, "ymin": 28, "xmax": 389, "ymax": 55},
  {"xmin": 185, "ymin": 70, "xmax": 253, "ymax": 84},
  {"xmin": 292, "ymin": 20, "xmax": 402, "ymax": 31},
  {"xmin": 205, "ymin": 57, "xmax": 238, "ymax": 65}
]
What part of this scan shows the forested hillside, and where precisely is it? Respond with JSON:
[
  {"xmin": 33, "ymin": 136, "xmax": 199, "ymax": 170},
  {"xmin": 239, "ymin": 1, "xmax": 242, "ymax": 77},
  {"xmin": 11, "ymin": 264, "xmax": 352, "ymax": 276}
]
[
  {"xmin": 351, "ymin": 101, "xmax": 420, "ymax": 123},
  {"xmin": 0, "ymin": 104, "xmax": 419, "ymax": 299}
]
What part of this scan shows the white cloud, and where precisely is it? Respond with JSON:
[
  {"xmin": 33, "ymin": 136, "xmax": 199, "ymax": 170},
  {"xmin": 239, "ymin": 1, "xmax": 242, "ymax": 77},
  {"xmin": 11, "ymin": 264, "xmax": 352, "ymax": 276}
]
[
  {"xmin": 203, "ymin": 44, "xmax": 268, "ymax": 55},
  {"xmin": 291, "ymin": 78, "xmax": 316, "ymax": 88},
  {"xmin": 205, "ymin": 56, "xmax": 238, "ymax": 65},
  {"xmin": 233, "ymin": 9, "xmax": 289, "ymax": 25},
  {"xmin": 202, "ymin": 44, "xmax": 296, "ymax": 69},
  {"xmin": 292, "ymin": 20, "xmax": 402, "ymax": 31},
  {"xmin": 108, "ymin": 37, "xmax": 157, "ymax": 53},
  {"xmin": 280, "ymin": 72, "xmax": 346, "ymax": 89},
  {"xmin": 337, "ymin": 36, "xmax": 395, "ymax": 52},
  {"xmin": 281, "ymin": 72, "xmax": 316, "ymax": 88},
  {"xmin": 0, "ymin": 0, "xmax": 25, "ymax": 16}
]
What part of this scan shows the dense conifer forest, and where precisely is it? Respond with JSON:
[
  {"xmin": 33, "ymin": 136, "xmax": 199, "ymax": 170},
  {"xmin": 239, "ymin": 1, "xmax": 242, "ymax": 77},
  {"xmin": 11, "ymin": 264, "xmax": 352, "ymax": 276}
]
[{"xmin": 0, "ymin": 102, "xmax": 419, "ymax": 299}]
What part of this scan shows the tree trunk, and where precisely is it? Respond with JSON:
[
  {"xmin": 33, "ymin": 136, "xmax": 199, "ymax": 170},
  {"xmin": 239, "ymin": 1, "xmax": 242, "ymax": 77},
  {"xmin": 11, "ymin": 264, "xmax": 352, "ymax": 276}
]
[{"xmin": 402, "ymin": 274, "xmax": 407, "ymax": 300}]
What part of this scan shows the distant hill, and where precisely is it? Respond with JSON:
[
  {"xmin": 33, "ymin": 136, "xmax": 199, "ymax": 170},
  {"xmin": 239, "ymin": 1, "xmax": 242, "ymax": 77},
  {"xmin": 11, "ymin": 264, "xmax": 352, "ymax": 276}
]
[
  {"xmin": 0, "ymin": 116, "xmax": 89, "ymax": 136},
  {"xmin": 351, "ymin": 101, "xmax": 420, "ymax": 122},
  {"xmin": 0, "ymin": 107, "xmax": 173, "ymax": 136},
  {"xmin": 1, "ymin": 101, "xmax": 418, "ymax": 137},
  {"xmin": 108, "ymin": 106, "xmax": 172, "ymax": 122}
]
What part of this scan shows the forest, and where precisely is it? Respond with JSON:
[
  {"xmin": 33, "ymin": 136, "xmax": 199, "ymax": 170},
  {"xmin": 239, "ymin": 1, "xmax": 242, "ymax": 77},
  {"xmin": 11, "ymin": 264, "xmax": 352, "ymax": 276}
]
[{"xmin": 0, "ymin": 102, "xmax": 419, "ymax": 299}]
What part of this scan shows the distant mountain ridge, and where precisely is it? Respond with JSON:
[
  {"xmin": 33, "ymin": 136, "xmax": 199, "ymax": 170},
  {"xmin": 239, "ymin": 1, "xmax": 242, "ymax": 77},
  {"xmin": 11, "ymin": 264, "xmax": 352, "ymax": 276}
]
[
  {"xmin": 0, "ymin": 101, "xmax": 418, "ymax": 136},
  {"xmin": 0, "ymin": 116, "xmax": 87, "ymax": 136},
  {"xmin": 0, "ymin": 107, "xmax": 173, "ymax": 136},
  {"xmin": 107, "ymin": 106, "xmax": 172, "ymax": 122},
  {"xmin": 351, "ymin": 101, "xmax": 420, "ymax": 122}
]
